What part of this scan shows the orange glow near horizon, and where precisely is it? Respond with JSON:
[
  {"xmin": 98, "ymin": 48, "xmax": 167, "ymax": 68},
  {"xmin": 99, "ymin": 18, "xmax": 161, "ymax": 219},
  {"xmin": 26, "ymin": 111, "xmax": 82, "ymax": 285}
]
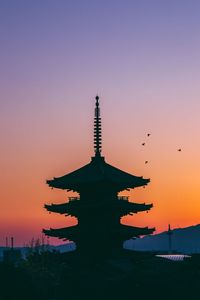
[
  {"xmin": 1, "ymin": 1, "xmax": 200, "ymax": 246},
  {"xmin": 1, "ymin": 143, "xmax": 200, "ymax": 246}
]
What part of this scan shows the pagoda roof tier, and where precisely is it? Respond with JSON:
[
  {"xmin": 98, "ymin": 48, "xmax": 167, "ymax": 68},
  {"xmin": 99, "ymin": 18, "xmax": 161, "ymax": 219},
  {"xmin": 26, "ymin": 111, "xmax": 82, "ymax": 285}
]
[
  {"xmin": 44, "ymin": 200, "xmax": 153, "ymax": 216},
  {"xmin": 46, "ymin": 156, "xmax": 149, "ymax": 191},
  {"xmin": 43, "ymin": 224, "xmax": 154, "ymax": 241}
]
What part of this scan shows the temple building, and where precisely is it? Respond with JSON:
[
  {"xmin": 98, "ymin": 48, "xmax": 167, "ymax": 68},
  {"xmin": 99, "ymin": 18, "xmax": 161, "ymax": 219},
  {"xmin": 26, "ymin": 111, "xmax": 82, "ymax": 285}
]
[{"xmin": 43, "ymin": 96, "xmax": 154, "ymax": 257}]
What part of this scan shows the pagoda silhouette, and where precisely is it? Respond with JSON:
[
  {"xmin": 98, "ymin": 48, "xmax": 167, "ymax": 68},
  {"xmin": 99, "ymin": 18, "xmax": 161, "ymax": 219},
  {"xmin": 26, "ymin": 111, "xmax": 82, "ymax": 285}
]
[{"xmin": 43, "ymin": 96, "xmax": 154, "ymax": 258}]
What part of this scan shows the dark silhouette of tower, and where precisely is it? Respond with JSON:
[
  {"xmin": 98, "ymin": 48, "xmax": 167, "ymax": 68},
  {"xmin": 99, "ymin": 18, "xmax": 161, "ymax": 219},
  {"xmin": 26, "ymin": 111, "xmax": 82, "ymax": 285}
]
[
  {"xmin": 167, "ymin": 224, "xmax": 173, "ymax": 254},
  {"xmin": 43, "ymin": 96, "xmax": 154, "ymax": 257},
  {"xmin": 3, "ymin": 237, "xmax": 22, "ymax": 264}
]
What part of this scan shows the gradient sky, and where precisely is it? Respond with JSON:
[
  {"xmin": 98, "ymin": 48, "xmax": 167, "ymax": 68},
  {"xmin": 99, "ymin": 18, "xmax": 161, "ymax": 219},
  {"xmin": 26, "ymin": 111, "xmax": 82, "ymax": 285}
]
[{"xmin": 1, "ymin": 0, "xmax": 200, "ymax": 246}]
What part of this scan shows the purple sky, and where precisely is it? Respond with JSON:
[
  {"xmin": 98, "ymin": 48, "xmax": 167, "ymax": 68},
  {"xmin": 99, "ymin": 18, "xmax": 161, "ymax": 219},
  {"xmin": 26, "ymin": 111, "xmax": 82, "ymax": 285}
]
[{"xmin": 0, "ymin": 1, "xmax": 200, "ymax": 245}]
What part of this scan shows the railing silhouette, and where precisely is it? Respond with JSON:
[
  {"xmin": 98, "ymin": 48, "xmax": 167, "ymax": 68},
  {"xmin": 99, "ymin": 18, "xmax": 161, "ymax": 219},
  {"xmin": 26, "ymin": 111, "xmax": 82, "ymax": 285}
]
[
  {"xmin": 68, "ymin": 196, "xmax": 129, "ymax": 202},
  {"xmin": 68, "ymin": 197, "xmax": 80, "ymax": 202},
  {"xmin": 118, "ymin": 196, "xmax": 129, "ymax": 201}
]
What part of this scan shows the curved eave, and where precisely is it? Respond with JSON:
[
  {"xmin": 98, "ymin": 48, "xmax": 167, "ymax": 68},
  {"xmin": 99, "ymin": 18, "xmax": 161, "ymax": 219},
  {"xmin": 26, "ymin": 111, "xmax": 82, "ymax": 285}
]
[
  {"xmin": 43, "ymin": 226, "xmax": 78, "ymax": 241},
  {"xmin": 46, "ymin": 179, "xmax": 77, "ymax": 191},
  {"xmin": 122, "ymin": 202, "xmax": 153, "ymax": 212},
  {"xmin": 44, "ymin": 203, "xmax": 70, "ymax": 215},
  {"xmin": 46, "ymin": 177, "xmax": 150, "ymax": 191},
  {"xmin": 43, "ymin": 224, "xmax": 155, "ymax": 240},
  {"xmin": 117, "ymin": 178, "xmax": 150, "ymax": 191},
  {"xmin": 44, "ymin": 201, "xmax": 153, "ymax": 215},
  {"xmin": 119, "ymin": 224, "xmax": 155, "ymax": 237},
  {"xmin": 46, "ymin": 159, "xmax": 150, "ymax": 190}
]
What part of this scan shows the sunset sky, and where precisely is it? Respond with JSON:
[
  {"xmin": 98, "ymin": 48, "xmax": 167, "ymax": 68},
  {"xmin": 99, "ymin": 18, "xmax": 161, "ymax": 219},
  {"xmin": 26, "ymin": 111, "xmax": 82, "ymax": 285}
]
[{"xmin": 1, "ymin": 1, "xmax": 200, "ymax": 246}]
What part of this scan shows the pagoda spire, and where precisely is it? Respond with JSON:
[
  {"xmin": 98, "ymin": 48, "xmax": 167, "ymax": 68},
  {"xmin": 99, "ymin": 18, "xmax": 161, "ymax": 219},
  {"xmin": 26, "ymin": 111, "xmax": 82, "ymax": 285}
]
[
  {"xmin": 94, "ymin": 95, "xmax": 102, "ymax": 157},
  {"xmin": 44, "ymin": 95, "xmax": 154, "ymax": 258}
]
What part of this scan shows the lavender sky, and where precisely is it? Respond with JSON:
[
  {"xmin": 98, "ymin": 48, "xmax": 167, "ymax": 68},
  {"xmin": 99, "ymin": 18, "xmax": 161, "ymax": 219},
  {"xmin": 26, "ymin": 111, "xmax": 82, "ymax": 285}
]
[{"xmin": 0, "ymin": 0, "xmax": 200, "ymax": 246}]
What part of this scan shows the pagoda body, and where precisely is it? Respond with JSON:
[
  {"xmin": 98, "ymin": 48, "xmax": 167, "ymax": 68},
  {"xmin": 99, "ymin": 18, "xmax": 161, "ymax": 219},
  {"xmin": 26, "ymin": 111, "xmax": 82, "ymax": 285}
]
[{"xmin": 43, "ymin": 96, "xmax": 154, "ymax": 257}]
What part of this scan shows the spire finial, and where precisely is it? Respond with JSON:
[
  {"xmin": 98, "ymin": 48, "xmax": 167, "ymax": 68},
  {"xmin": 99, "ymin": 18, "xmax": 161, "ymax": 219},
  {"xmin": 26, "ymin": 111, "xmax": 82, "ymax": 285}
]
[{"xmin": 94, "ymin": 95, "xmax": 102, "ymax": 157}]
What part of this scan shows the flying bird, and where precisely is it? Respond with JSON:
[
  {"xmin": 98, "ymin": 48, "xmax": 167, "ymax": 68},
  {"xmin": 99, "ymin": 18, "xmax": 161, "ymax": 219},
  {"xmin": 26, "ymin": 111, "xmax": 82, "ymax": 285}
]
[
  {"xmin": 147, "ymin": 133, "xmax": 151, "ymax": 137},
  {"xmin": 142, "ymin": 143, "xmax": 145, "ymax": 146},
  {"xmin": 145, "ymin": 161, "xmax": 148, "ymax": 164},
  {"xmin": 177, "ymin": 148, "xmax": 182, "ymax": 152}
]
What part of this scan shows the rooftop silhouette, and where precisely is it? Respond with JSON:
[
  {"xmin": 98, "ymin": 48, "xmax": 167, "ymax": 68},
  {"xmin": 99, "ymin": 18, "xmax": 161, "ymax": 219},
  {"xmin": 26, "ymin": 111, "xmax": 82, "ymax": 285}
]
[{"xmin": 43, "ymin": 96, "xmax": 154, "ymax": 258}]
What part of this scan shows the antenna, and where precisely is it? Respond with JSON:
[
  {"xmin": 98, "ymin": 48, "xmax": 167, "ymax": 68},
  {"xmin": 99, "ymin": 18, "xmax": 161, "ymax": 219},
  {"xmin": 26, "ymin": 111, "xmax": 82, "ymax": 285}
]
[
  {"xmin": 11, "ymin": 237, "xmax": 14, "ymax": 250},
  {"xmin": 167, "ymin": 224, "xmax": 173, "ymax": 254},
  {"xmin": 94, "ymin": 95, "xmax": 102, "ymax": 157}
]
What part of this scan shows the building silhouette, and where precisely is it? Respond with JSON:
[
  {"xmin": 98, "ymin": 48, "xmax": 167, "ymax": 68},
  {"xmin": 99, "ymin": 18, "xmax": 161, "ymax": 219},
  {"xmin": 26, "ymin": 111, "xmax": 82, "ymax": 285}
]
[
  {"xmin": 3, "ymin": 237, "xmax": 22, "ymax": 265},
  {"xmin": 43, "ymin": 96, "xmax": 154, "ymax": 257}
]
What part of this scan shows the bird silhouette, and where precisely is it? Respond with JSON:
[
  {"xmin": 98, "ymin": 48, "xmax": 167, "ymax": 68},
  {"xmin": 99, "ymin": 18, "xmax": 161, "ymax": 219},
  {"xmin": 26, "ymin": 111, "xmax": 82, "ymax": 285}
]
[
  {"xmin": 147, "ymin": 133, "xmax": 151, "ymax": 137},
  {"xmin": 145, "ymin": 161, "xmax": 148, "ymax": 164},
  {"xmin": 142, "ymin": 143, "xmax": 145, "ymax": 146},
  {"xmin": 178, "ymin": 148, "xmax": 182, "ymax": 152}
]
